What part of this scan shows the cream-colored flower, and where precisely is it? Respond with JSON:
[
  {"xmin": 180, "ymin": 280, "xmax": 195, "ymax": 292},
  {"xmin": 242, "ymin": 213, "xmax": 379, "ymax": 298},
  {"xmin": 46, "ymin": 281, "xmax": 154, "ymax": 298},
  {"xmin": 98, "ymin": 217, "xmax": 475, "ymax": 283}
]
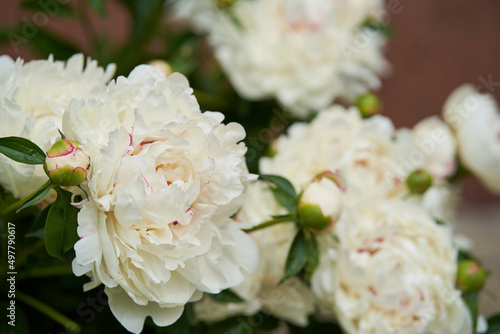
[
  {"xmin": 260, "ymin": 106, "xmax": 405, "ymax": 200},
  {"xmin": 174, "ymin": 0, "xmax": 389, "ymax": 117},
  {"xmin": 312, "ymin": 199, "xmax": 471, "ymax": 334},
  {"xmin": 443, "ymin": 84, "xmax": 500, "ymax": 195},
  {"xmin": 395, "ymin": 116, "xmax": 457, "ymax": 181},
  {"xmin": 195, "ymin": 180, "xmax": 316, "ymax": 326},
  {"xmin": 0, "ymin": 54, "xmax": 115, "ymax": 199},
  {"xmin": 66, "ymin": 66, "xmax": 258, "ymax": 333}
]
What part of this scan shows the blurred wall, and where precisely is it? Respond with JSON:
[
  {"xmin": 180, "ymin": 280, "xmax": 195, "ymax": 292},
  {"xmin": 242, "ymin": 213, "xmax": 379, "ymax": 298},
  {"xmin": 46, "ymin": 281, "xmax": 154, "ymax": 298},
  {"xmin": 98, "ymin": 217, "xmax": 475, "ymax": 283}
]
[
  {"xmin": 1, "ymin": 0, "xmax": 499, "ymax": 203},
  {"xmin": 377, "ymin": 0, "xmax": 500, "ymax": 203}
]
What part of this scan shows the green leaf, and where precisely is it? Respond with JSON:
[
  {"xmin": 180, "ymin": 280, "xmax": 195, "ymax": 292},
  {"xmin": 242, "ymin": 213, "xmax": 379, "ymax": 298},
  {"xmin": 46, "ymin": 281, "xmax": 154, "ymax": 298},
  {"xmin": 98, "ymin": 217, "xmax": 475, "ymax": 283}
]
[
  {"xmin": 303, "ymin": 234, "xmax": 320, "ymax": 282},
  {"xmin": 486, "ymin": 314, "xmax": 500, "ymax": 333},
  {"xmin": 0, "ymin": 136, "xmax": 46, "ymax": 165},
  {"xmin": 463, "ymin": 292, "xmax": 478, "ymax": 333},
  {"xmin": 45, "ymin": 187, "xmax": 79, "ymax": 259},
  {"xmin": 207, "ymin": 315, "xmax": 255, "ymax": 334},
  {"xmin": 16, "ymin": 179, "xmax": 53, "ymax": 213},
  {"xmin": 260, "ymin": 174, "xmax": 299, "ymax": 212},
  {"xmin": 26, "ymin": 204, "xmax": 51, "ymax": 238},
  {"xmin": 20, "ymin": 0, "xmax": 74, "ymax": 16},
  {"xmin": 270, "ymin": 188, "xmax": 298, "ymax": 213},
  {"xmin": 260, "ymin": 174, "xmax": 297, "ymax": 199},
  {"xmin": 209, "ymin": 289, "xmax": 245, "ymax": 304},
  {"xmin": 87, "ymin": 0, "xmax": 106, "ymax": 16},
  {"xmin": 280, "ymin": 229, "xmax": 308, "ymax": 285}
]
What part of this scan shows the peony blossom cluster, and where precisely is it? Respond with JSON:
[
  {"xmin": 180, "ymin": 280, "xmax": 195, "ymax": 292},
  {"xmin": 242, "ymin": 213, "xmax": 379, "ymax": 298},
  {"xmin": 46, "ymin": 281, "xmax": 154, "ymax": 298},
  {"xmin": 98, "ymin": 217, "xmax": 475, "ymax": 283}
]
[
  {"xmin": 0, "ymin": 54, "xmax": 115, "ymax": 199},
  {"xmin": 252, "ymin": 105, "xmax": 472, "ymax": 333},
  {"xmin": 0, "ymin": 54, "xmax": 260, "ymax": 333},
  {"xmin": 64, "ymin": 65, "xmax": 258, "ymax": 333},
  {"xmin": 174, "ymin": 0, "xmax": 389, "ymax": 118}
]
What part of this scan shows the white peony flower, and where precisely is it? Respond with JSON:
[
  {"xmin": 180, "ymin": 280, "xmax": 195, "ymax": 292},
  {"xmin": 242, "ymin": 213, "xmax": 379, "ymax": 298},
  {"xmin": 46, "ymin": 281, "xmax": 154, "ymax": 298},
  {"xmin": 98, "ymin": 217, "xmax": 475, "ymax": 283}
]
[
  {"xmin": 174, "ymin": 0, "xmax": 389, "ymax": 118},
  {"xmin": 260, "ymin": 106, "xmax": 405, "ymax": 200},
  {"xmin": 395, "ymin": 116, "xmax": 457, "ymax": 181},
  {"xmin": 195, "ymin": 180, "xmax": 316, "ymax": 326},
  {"xmin": 312, "ymin": 199, "xmax": 471, "ymax": 334},
  {"xmin": 443, "ymin": 84, "xmax": 500, "ymax": 195},
  {"xmin": 65, "ymin": 65, "xmax": 258, "ymax": 333},
  {"xmin": 0, "ymin": 54, "xmax": 115, "ymax": 199}
]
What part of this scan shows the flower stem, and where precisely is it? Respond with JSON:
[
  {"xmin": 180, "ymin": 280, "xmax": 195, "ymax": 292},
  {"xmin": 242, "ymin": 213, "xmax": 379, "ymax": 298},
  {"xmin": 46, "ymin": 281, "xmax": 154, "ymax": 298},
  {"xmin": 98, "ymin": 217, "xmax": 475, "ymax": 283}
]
[
  {"xmin": 243, "ymin": 214, "xmax": 296, "ymax": 233},
  {"xmin": 18, "ymin": 264, "xmax": 73, "ymax": 279},
  {"xmin": 17, "ymin": 290, "xmax": 81, "ymax": 333}
]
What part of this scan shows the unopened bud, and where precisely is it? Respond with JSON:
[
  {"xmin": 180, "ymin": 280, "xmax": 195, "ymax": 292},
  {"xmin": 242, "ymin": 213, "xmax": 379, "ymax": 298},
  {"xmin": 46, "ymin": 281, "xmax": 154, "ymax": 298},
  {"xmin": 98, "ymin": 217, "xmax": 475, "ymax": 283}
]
[
  {"xmin": 456, "ymin": 260, "xmax": 488, "ymax": 293},
  {"xmin": 298, "ymin": 173, "xmax": 343, "ymax": 232},
  {"xmin": 406, "ymin": 169, "xmax": 433, "ymax": 194},
  {"xmin": 356, "ymin": 92, "xmax": 382, "ymax": 118},
  {"xmin": 44, "ymin": 139, "xmax": 90, "ymax": 186}
]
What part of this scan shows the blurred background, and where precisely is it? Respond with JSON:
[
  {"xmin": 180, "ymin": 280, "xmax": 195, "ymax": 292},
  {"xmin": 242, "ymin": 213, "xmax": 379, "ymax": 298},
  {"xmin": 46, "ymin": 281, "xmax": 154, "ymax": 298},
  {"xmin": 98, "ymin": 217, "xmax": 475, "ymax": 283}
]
[{"xmin": 0, "ymin": 0, "xmax": 498, "ymax": 325}]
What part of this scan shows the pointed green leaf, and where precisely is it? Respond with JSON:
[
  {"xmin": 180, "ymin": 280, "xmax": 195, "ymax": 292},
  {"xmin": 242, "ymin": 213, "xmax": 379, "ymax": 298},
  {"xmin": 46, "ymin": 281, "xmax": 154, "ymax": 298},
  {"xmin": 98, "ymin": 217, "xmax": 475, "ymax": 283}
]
[
  {"xmin": 303, "ymin": 234, "xmax": 320, "ymax": 282},
  {"xmin": 26, "ymin": 204, "xmax": 51, "ymax": 238},
  {"xmin": 16, "ymin": 179, "xmax": 53, "ymax": 213},
  {"xmin": 0, "ymin": 136, "xmax": 45, "ymax": 165},
  {"xmin": 279, "ymin": 229, "xmax": 308, "ymax": 285},
  {"xmin": 486, "ymin": 314, "xmax": 500, "ymax": 333},
  {"xmin": 260, "ymin": 174, "xmax": 297, "ymax": 199},
  {"xmin": 45, "ymin": 187, "xmax": 79, "ymax": 259},
  {"xmin": 463, "ymin": 292, "xmax": 478, "ymax": 333},
  {"xmin": 209, "ymin": 289, "xmax": 245, "ymax": 304},
  {"xmin": 270, "ymin": 187, "xmax": 298, "ymax": 213}
]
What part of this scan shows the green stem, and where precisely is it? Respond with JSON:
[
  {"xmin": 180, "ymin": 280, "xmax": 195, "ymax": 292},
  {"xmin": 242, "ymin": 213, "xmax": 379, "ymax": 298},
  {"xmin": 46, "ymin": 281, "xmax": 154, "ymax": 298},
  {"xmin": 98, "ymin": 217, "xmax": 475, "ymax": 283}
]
[
  {"xmin": 18, "ymin": 264, "xmax": 73, "ymax": 280},
  {"xmin": 17, "ymin": 290, "xmax": 81, "ymax": 333},
  {"xmin": 243, "ymin": 215, "xmax": 296, "ymax": 233}
]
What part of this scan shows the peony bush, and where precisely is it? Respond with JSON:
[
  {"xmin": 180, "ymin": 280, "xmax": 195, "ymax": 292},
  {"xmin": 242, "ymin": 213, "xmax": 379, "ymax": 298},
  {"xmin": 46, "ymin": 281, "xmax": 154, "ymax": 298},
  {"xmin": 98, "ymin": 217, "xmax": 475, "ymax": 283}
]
[{"xmin": 0, "ymin": 1, "xmax": 498, "ymax": 334}]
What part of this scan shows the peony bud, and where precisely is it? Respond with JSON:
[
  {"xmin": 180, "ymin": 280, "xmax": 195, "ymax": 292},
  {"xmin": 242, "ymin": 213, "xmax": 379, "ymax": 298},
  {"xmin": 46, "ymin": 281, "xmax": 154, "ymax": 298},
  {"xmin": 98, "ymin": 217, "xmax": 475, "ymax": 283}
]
[
  {"xmin": 406, "ymin": 169, "xmax": 433, "ymax": 194},
  {"xmin": 456, "ymin": 260, "xmax": 488, "ymax": 293},
  {"xmin": 298, "ymin": 174, "xmax": 343, "ymax": 232},
  {"xmin": 356, "ymin": 92, "xmax": 382, "ymax": 118},
  {"xmin": 44, "ymin": 139, "xmax": 90, "ymax": 186}
]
